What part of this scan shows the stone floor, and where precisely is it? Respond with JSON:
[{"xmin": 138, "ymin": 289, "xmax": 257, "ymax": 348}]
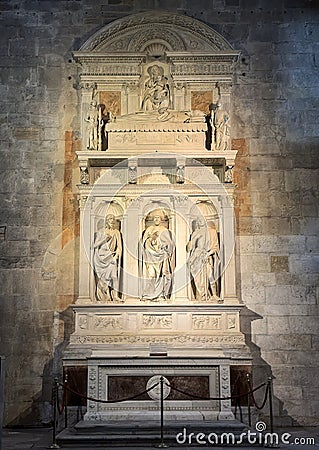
[{"xmin": 1, "ymin": 426, "xmax": 319, "ymax": 450}]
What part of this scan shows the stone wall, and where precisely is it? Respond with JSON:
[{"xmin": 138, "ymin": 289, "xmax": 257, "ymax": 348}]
[{"xmin": 0, "ymin": 0, "xmax": 318, "ymax": 426}]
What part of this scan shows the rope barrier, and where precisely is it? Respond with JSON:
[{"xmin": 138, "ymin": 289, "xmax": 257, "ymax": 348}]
[
  {"xmin": 164, "ymin": 381, "xmax": 267, "ymax": 402},
  {"xmin": 50, "ymin": 375, "xmax": 273, "ymax": 449},
  {"xmin": 57, "ymin": 379, "xmax": 267, "ymax": 405},
  {"xmin": 248, "ymin": 380, "xmax": 269, "ymax": 410},
  {"xmin": 58, "ymin": 381, "xmax": 160, "ymax": 404}
]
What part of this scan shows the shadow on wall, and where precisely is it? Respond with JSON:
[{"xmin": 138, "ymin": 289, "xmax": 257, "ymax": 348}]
[
  {"xmin": 240, "ymin": 307, "xmax": 300, "ymax": 428},
  {"xmin": 5, "ymin": 305, "xmax": 75, "ymax": 428}
]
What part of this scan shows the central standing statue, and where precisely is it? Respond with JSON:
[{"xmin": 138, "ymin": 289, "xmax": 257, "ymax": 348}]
[{"xmin": 140, "ymin": 209, "xmax": 175, "ymax": 301}]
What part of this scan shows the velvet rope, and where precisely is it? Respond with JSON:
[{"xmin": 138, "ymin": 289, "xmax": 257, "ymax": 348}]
[
  {"xmin": 58, "ymin": 381, "xmax": 160, "ymax": 404},
  {"xmin": 165, "ymin": 381, "xmax": 267, "ymax": 401},
  {"xmin": 248, "ymin": 381, "xmax": 269, "ymax": 410}
]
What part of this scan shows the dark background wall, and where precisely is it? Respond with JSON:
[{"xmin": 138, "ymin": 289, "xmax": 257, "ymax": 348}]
[{"xmin": 0, "ymin": 0, "xmax": 318, "ymax": 426}]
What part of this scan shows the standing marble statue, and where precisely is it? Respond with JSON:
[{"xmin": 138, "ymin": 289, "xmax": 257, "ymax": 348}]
[
  {"xmin": 213, "ymin": 102, "xmax": 230, "ymax": 151},
  {"xmin": 187, "ymin": 216, "xmax": 220, "ymax": 301},
  {"xmin": 85, "ymin": 100, "xmax": 99, "ymax": 150},
  {"xmin": 140, "ymin": 209, "xmax": 175, "ymax": 301},
  {"xmin": 93, "ymin": 214, "xmax": 123, "ymax": 302}
]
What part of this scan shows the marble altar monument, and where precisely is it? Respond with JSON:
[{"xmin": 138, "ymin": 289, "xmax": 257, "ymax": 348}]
[{"xmin": 64, "ymin": 11, "xmax": 251, "ymax": 422}]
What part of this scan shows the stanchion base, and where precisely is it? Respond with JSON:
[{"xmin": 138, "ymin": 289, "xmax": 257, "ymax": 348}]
[{"xmin": 155, "ymin": 442, "xmax": 169, "ymax": 448}]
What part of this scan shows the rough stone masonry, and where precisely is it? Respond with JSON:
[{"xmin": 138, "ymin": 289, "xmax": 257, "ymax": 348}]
[{"xmin": 0, "ymin": 0, "xmax": 318, "ymax": 427}]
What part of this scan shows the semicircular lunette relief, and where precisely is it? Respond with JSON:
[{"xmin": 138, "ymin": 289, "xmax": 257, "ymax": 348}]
[{"xmin": 79, "ymin": 11, "xmax": 233, "ymax": 53}]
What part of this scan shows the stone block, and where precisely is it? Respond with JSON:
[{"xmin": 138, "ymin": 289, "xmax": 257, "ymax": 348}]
[
  {"xmin": 12, "ymin": 127, "xmax": 40, "ymax": 141},
  {"xmin": 252, "ymin": 273, "xmax": 276, "ymax": 287},
  {"xmin": 250, "ymin": 155, "xmax": 292, "ymax": 171},
  {"xmin": 261, "ymin": 350, "xmax": 290, "ymax": 366},
  {"xmin": 263, "ymin": 304, "xmax": 315, "ymax": 317},
  {"xmin": 270, "ymin": 192, "xmax": 301, "ymax": 217},
  {"xmin": 266, "ymin": 285, "xmax": 317, "ymax": 305},
  {"xmin": 289, "ymin": 255, "xmax": 319, "ymax": 275},
  {"xmin": 0, "ymin": 269, "xmax": 12, "ymax": 294},
  {"xmin": 262, "ymin": 217, "xmax": 292, "ymax": 235},
  {"xmin": 288, "ymin": 316, "xmax": 319, "ymax": 335},
  {"xmin": 8, "ymin": 37, "xmax": 37, "ymax": 57},
  {"xmin": 282, "ymin": 52, "xmax": 314, "ymax": 69},
  {"xmin": 270, "ymin": 255, "xmax": 289, "ymax": 272},
  {"xmin": 251, "ymin": 170, "xmax": 285, "ymax": 192},
  {"xmin": 272, "ymin": 365, "xmax": 319, "ymax": 388},
  {"xmin": 251, "ymin": 319, "xmax": 268, "ymax": 336},
  {"xmin": 241, "ymin": 284, "xmax": 266, "ymax": 305},
  {"xmin": 12, "ymin": 295, "xmax": 33, "ymax": 312},
  {"xmin": 276, "ymin": 273, "xmax": 318, "ymax": 287},
  {"xmin": 291, "ymin": 68, "xmax": 319, "ymax": 89},
  {"xmin": 43, "ymin": 127, "xmax": 59, "ymax": 141},
  {"xmin": 299, "ymin": 217, "xmax": 319, "ymax": 235},
  {"xmin": 30, "ymin": 207, "xmax": 59, "ymax": 227},
  {"xmin": 250, "ymin": 137, "xmax": 283, "ymax": 156},
  {"xmin": 251, "ymin": 194, "xmax": 272, "ymax": 217},
  {"xmin": 284, "ymin": 169, "xmax": 299, "ymax": 192},
  {"xmin": 33, "ymin": 294, "xmax": 56, "ymax": 311},
  {"xmin": 302, "ymin": 202, "xmax": 318, "ymax": 217},
  {"xmin": 57, "ymin": 294, "xmax": 76, "ymax": 310},
  {"xmin": 267, "ymin": 316, "xmax": 292, "ymax": 334},
  {"xmin": 251, "ymin": 54, "xmax": 282, "ymax": 71},
  {"xmin": 5, "ymin": 241, "xmax": 30, "ymax": 257},
  {"xmin": 286, "ymin": 350, "xmax": 319, "ymax": 367},
  {"xmin": 11, "ymin": 269, "xmax": 37, "ymax": 294},
  {"xmin": 255, "ymin": 333, "xmax": 312, "ymax": 351},
  {"xmin": 15, "ymin": 176, "xmax": 36, "ymax": 194},
  {"xmin": 306, "ymin": 235, "xmax": 319, "ymax": 254},
  {"xmin": 7, "ymin": 226, "xmax": 36, "ymax": 241},
  {"xmin": 265, "ymin": 285, "xmax": 291, "ymax": 305},
  {"xmin": 29, "ymin": 240, "xmax": 47, "ymax": 257},
  {"xmin": 253, "ymin": 235, "xmax": 278, "ymax": 253},
  {"xmin": 241, "ymin": 254, "xmax": 270, "ymax": 274},
  {"xmin": 237, "ymin": 217, "xmax": 263, "ymax": 235},
  {"xmin": 237, "ymin": 235, "xmax": 254, "ymax": 253},
  {"xmin": 248, "ymin": 22, "xmax": 280, "ymax": 42}
]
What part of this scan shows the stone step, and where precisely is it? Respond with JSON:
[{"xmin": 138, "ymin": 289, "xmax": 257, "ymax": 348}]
[{"xmin": 56, "ymin": 419, "xmax": 251, "ymax": 447}]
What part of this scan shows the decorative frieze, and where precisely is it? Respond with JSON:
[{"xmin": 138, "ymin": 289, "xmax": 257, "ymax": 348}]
[
  {"xmin": 142, "ymin": 314, "xmax": 173, "ymax": 329},
  {"xmin": 93, "ymin": 315, "xmax": 123, "ymax": 330},
  {"xmin": 72, "ymin": 334, "xmax": 245, "ymax": 346},
  {"xmin": 192, "ymin": 315, "xmax": 221, "ymax": 330}
]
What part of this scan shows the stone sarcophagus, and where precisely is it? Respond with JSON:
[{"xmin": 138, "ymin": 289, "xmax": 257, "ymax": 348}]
[{"xmin": 65, "ymin": 11, "xmax": 251, "ymax": 422}]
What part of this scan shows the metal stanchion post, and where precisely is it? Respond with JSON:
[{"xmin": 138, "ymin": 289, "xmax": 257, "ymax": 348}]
[
  {"xmin": 155, "ymin": 376, "xmax": 168, "ymax": 448},
  {"xmin": 64, "ymin": 373, "xmax": 68, "ymax": 430},
  {"xmin": 0, "ymin": 356, "xmax": 5, "ymax": 450},
  {"xmin": 246, "ymin": 373, "xmax": 251, "ymax": 427},
  {"xmin": 48, "ymin": 377, "xmax": 60, "ymax": 449},
  {"xmin": 268, "ymin": 376, "xmax": 274, "ymax": 434}
]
